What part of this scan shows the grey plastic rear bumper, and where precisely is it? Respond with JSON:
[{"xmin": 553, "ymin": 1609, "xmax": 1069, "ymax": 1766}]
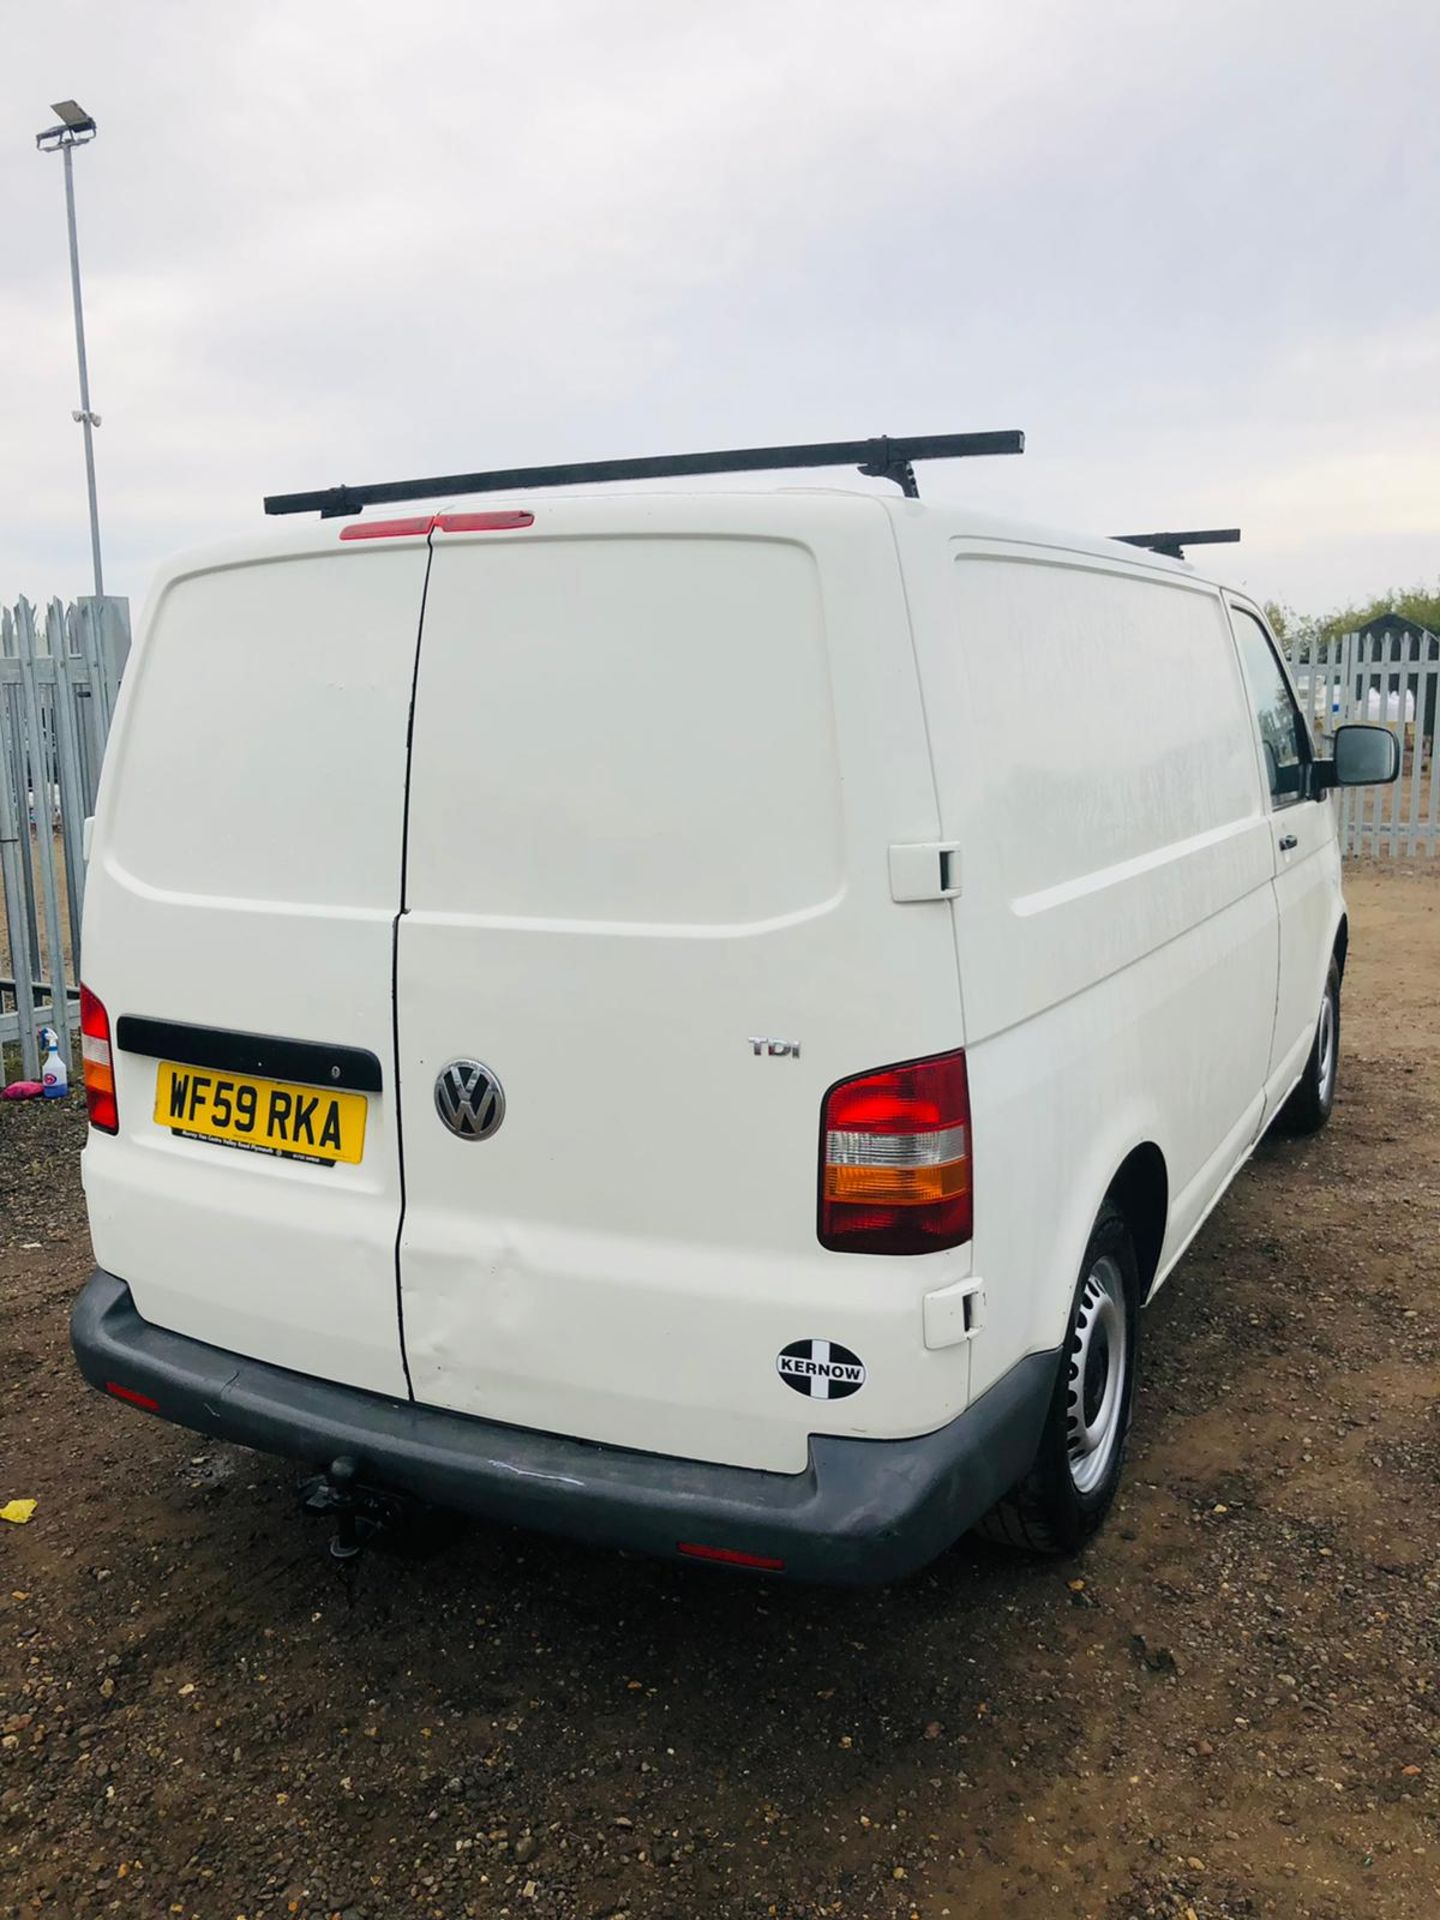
[{"xmin": 71, "ymin": 1269, "xmax": 1056, "ymax": 1585}]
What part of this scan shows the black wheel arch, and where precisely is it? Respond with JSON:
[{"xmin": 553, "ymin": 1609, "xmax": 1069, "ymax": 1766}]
[{"xmin": 1107, "ymin": 1142, "xmax": 1168, "ymax": 1299}]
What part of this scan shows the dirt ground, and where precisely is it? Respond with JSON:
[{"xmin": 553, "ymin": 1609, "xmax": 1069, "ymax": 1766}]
[{"xmin": 2, "ymin": 862, "xmax": 1436, "ymax": 1920}]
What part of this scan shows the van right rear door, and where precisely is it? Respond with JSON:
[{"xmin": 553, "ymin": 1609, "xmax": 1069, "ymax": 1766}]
[{"xmin": 393, "ymin": 495, "xmax": 970, "ymax": 1475}]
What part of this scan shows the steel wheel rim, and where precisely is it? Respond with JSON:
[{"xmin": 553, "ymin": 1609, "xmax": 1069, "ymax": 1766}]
[
  {"xmin": 1066, "ymin": 1253, "xmax": 1128, "ymax": 1496},
  {"xmin": 1317, "ymin": 991, "xmax": 1336, "ymax": 1103}
]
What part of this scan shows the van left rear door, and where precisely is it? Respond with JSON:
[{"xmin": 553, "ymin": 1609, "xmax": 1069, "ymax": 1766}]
[{"xmin": 81, "ymin": 533, "xmax": 429, "ymax": 1397}]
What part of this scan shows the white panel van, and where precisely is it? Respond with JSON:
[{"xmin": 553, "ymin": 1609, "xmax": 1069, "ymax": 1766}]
[{"xmin": 71, "ymin": 475, "xmax": 1399, "ymax": 1581}]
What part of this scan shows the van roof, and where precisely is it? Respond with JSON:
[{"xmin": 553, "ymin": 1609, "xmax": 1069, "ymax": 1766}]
[{"xmin": 146, "ymin": 488, "xmax": 1229, "ymax": 604}]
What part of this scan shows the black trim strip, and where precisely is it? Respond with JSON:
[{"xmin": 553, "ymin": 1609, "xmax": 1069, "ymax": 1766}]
[{"xmin": 115, "ymin": 1016, "xmax": 383, "ymax": 1094}]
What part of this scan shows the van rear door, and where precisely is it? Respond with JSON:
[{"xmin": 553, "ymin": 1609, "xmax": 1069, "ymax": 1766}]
[
  {"xmin": 394, "ymin": 496, "xmax": 966, "ymax": 1474},
  {"xmin": 81, "ymin": 534, "xmax": 428, "ymax": 1397}
]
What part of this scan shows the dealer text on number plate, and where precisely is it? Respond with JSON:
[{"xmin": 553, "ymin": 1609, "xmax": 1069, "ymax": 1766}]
[{"xmin": 152, "ymin": 1061, "xmax": 367, "ymax": 1165}]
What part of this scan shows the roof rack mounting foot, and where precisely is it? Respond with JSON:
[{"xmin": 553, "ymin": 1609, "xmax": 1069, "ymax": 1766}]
[
  {"xmin": 857, "ymin": 437, "xmax": 920, "ymax": 499},
  {"xmin": 319, "ymin": 488, "xmax": 364, "ymax": 521},
  {"xmin": 1113, "ymin": 528, "xmax": 1241, "ymax": 562}
]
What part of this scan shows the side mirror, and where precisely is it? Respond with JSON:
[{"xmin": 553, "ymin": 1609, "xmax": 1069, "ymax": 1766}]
[{"xmin": 1317, "ymin": 723, "xmax": 1401, "ymax": 790}]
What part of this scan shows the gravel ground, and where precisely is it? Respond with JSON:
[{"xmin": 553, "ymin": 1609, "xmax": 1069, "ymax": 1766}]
[{"xmin": 2, "ymin": 861, "xmax": 1437, "ymax": 1920}]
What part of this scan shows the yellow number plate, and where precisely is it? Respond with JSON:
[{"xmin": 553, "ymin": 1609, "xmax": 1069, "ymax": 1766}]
[{"xmin": 153, "ymin": 1061, "xmax": 367, "ymax": 1166}]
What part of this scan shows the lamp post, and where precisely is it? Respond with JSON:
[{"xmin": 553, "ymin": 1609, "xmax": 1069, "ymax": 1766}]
[{"xmin": 36, "ymin": 99, "xmax": 105, "ymax": 598}]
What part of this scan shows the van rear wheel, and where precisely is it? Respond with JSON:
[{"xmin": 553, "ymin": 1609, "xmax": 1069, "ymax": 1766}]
[
  {"xmin": 1279, "ymin": 956, "xmax": 1340, "ymax": 1135},
  {"xmin": 976, "ymin": 1202, "xmax": 1140, "ymax": 1555}
]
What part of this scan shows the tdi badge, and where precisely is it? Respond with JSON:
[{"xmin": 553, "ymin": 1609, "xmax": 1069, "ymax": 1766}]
[{"xmin": 776, "ymin": 1338, "xmax": 866, "ymax": 1401}]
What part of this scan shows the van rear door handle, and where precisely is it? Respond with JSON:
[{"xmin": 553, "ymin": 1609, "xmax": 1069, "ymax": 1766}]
[{"xmin": 1278, "ymin": 832, "xmax": 1298, "ymax": 851}]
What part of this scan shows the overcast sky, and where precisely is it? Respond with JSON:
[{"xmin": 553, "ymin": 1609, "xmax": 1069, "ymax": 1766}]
[{"xmin": 3, "ymin": 1, "xmax": 1437, "ymax": 618}]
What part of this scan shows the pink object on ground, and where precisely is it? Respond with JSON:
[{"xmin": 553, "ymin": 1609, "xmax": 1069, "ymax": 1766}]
[{"xmin": 1, "ymin": 1081, "xmax": 45, "ymax": 1100}]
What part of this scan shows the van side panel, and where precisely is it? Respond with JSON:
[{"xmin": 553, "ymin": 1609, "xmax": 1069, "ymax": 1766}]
[
  {"xmin": 395, "ymin": 500, "xmax": 969, "ymax": 1473},
  {"xmin": 902, "ymin": 536, "xmax": 1278, "ymax": 1395},
  {"xmin": 80, "ymin": 543, "xmax": 428, "ymax": 1397}
]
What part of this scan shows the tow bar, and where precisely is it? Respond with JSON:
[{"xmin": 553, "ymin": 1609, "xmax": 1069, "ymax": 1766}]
[{"xmin": 298, "ymin": 1456, "xmax": 459, "ymax": 1585}]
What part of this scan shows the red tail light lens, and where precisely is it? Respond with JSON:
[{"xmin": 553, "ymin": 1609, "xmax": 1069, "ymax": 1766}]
[
  {"xmin": 818, "ymin": 1049, "xmax": 972, "ymax": 1254},
  {"xmin": 79, "ymin": 984, "xmax": 118, "ymax": 1134}
]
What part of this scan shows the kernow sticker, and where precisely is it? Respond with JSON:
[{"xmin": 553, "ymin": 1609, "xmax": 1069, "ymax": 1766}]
[{"xmin": 776, "ymin": 1338, "xmax": 867, "ymax": 1401}]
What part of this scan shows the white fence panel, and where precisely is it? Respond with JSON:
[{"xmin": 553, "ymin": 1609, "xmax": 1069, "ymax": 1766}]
[
  {"xmin": 0, "ymin": 594, "xmax": 129, "ymax": 1078},
  {"xmin": 1289, "ymin": 630, "xmax": 1440, "ymax": 859}
]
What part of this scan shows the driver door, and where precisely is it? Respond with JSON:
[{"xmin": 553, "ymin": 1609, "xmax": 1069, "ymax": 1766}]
[{"xmin": 1227, "ymin": 601, "xmax": 1339, "ymax": 1115}]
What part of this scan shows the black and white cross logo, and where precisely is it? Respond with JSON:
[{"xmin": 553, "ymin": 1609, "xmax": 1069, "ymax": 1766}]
[{"xmin": 775, "ymin": 1338, "xmax": 867, "ymax": 1400}]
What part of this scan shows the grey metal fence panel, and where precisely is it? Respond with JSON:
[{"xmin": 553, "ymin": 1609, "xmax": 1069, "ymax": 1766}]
[
  {"xmin": 1288, "ymin": 631, "xmax": 1440, "ymax": 858},
  {"xmin": 52, "ymin": 639, "xmax": 88, "ymax": 950},
  {"xmin": 0, "ymin": 592, "xmax": 128, "ymax": 1074},
  {"xmin": 0, "ymin": 654, "xmax": 40, "ymax": 1080},
  {"xmin": 14, "ymin": 600, "xmax": 71, "ymax": 1063}
]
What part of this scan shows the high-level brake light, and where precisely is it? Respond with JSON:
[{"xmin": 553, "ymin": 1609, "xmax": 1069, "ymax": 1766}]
[
  {"xmin": 435, "ymin": 510, "xmax": 534, "ymax": 532},
  {"xmin": 79, "ymin": 984, "xmax": 117, "ymax": 1133},
  {"xmin": 818, "ymin": 1049, "xmax": 972, "ymax": 1255},
  {"xmin": 338, "ymin": 516, "xmax": 435, "ymax": 541},
  {"xmin": 338, "ymin": 510, "xmax": 535, "ymax": 541}
]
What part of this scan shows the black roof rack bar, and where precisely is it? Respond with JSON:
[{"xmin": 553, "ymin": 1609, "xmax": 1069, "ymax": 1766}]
[
  {"xmin": 1113, "ymin": 527, "xmax": 1241, "ymax": 561},
  {"xmin": 264, "ymin": 430, "xmax": 1026, "ymax": 519}
]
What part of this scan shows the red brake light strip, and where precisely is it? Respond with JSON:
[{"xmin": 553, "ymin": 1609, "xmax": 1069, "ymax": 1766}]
[{"xmin": 339, "ymin": 510, "xmax": 534, "ymax": 540}]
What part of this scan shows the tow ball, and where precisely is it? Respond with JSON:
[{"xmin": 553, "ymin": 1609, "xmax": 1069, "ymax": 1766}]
[
  {"xmin": 298, "ymin": 1455, "xmax": 409, "ymax": 1563},
  {"xmin": 298, "ymin": 1455, "xmax": 458, "ymax": 1569}
]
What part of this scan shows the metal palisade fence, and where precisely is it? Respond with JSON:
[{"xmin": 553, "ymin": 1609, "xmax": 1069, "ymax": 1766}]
[
  {"xmin": 1289, "ymin": 630, "xmax": 1440, "ymax": 857},
  {"xmin": 1, "ymin": 595, "xmax": 129, "ymax": 1079}
]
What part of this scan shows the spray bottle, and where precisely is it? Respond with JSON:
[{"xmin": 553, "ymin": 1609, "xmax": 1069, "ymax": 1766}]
[{"xmin": 40, "ymin": 1027, "xmax": 69, "ymax": 1100}]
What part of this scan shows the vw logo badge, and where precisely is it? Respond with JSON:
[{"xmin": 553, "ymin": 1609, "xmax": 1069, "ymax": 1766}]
[{"xmin": 434, "ymin": 1060, "xmax": 505, "ymax": 1141}]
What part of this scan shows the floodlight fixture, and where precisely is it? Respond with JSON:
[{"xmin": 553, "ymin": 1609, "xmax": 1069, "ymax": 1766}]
[{"xmin": 37, "ymin": 100, "xmax": 96, "ymax": 150}]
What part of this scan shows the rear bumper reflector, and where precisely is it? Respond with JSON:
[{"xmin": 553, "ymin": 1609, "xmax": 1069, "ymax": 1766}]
[
  {"xmin": 677, "ymin": 1542, "xmax": 785, "ymax": 1572},
  {"xmin": 104, "ymin": 1380, "xmax": 159, "ymax": 1412}
]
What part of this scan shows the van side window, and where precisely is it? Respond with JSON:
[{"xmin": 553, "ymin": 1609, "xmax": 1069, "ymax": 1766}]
[{"xmin": 1230, "ymin": 607, "xmax": 1310, "ymax": 807}]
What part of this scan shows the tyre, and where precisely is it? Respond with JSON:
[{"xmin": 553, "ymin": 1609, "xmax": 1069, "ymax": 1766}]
[
  {"xmin": 977, "ymin": 1201, "xmax": 1140, "ymax": 1554},
  {"xmin": 1279, "ymin": 955, "xmax": 1340, "ymax": 1135}
]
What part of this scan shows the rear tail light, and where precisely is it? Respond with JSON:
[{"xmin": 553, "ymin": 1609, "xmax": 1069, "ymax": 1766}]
[
  {"xmin": 818, "ymin": 1049, "xmax": 972, "ymax": 1255},
  {"xmin": 79, "ymin": 984, "xmax": 118, "ymax": 1134}
]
